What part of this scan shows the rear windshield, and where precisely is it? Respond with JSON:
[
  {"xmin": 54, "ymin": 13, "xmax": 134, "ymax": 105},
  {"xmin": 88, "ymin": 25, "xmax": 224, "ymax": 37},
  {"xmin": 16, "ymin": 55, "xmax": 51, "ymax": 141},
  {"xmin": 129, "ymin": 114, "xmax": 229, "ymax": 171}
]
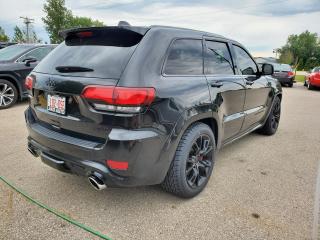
[
  {"xmin": 273, "ymin": 63, "xmax": 292, "ymax": 72},
  {"xmin": 33, "ymin": 28, "xmax": 144, "ymax": 79}
]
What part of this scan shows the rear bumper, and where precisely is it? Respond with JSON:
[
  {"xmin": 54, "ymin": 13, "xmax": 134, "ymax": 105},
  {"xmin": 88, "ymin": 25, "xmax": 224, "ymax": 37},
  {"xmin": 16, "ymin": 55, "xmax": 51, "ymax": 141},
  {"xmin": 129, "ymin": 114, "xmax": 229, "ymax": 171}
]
[
  {"xmin": 276, "ymin": 76, "xmax": 294, "ymax": 84},
  {"xmin": 25, "ymin": 107, "xmax": 169, "ymax": 187}
]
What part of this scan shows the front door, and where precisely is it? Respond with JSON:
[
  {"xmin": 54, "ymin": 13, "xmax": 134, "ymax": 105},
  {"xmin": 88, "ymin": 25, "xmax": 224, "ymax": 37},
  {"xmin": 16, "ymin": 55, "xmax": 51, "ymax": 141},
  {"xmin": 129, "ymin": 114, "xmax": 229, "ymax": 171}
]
[
  {"xmin": 204, "ymin": 39, "xmax": 246, "ymax": 141},
  {"xmin": 232, "ymin": 45, "xmax": 271, "ymax": 131}
]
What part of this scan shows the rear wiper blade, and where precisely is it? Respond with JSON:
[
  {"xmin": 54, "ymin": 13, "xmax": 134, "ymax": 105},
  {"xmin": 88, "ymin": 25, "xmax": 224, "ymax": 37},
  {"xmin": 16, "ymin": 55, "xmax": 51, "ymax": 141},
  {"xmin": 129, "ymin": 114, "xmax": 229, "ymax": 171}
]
[{"xmin": 55, "ymin": 66, "xmax": 94, "ymax": 73}]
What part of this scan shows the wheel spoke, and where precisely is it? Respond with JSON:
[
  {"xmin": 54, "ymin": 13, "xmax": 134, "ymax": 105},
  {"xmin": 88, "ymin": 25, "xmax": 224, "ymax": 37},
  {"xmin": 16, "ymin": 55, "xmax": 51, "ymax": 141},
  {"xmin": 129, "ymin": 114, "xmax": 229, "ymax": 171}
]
[
  {"xmin": 3, "ymin": 87, "xmax": 12, "ymax": 94},
  {"xmin": 187, "ymin": 156, "xmax": 195, "ymax": 164},
  {"xmin": 194, "ymin": 137, "xmax": 202, "ymax": 155},
  {"xmin": 198, "ymin": 160, "xmax": 212, "ymax": 177},
  {"xmin": 196, "ymin": 176, "xmax": 206, "ymax": 187},
  {"xmin": 187, "ymin": 168, "xmax": 198, "ymax": 186},
  {"xmin": 0, "ymin": 96, "xmax": 6, "ymax": 106},
  {"xmin": 0, "ymin": 84, "xmax": 8, "ymax": 94},
  {"xmin": 186, "ymin": 166, "xmax": 193, "ymax": 175},
  {"xmin": 201, "ymin": 145, "xmax": 213, "ymax": 156},
  {"xmin": 3, "ymin": 95, "xmax": 13, "ymax": 101}
]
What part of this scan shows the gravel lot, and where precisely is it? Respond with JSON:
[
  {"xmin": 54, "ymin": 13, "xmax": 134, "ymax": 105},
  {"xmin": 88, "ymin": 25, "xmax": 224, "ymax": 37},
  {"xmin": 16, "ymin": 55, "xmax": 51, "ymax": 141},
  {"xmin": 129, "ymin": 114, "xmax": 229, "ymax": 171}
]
[{"xmin": 0, "ymin": 83, "xmax": 319, "ymax": 240}]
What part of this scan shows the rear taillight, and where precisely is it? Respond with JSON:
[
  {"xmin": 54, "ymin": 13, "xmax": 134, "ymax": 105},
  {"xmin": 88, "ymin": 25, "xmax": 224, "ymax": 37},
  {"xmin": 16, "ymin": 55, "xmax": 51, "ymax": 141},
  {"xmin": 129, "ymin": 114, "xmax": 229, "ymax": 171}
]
[
  {"xmin": 25, "ymin": 76, "xmax": 34, "ymax": 90},
  {"xmin": 288, "ymin": 71, "xmax": 295, "ymax": 76},
  {"xmin": 81, "ymin": 86, "xmax": 155, "ymax": 113}
]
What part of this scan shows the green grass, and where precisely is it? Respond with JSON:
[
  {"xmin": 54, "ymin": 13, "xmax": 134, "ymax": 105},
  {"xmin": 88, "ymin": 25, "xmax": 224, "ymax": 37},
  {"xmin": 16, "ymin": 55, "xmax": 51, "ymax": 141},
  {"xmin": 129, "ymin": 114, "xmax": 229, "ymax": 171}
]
[{"xmin": 295, "ymin": 75, "xmax": 305, "ymax": 82}]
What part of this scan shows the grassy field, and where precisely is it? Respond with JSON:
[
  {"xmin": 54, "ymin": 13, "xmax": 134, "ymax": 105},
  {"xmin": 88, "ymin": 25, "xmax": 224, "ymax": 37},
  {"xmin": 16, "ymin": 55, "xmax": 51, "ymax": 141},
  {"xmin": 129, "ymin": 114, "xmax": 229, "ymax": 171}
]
[{"xmin": 295, "ymin": 75, "xmax": 305, "ymax": 82}]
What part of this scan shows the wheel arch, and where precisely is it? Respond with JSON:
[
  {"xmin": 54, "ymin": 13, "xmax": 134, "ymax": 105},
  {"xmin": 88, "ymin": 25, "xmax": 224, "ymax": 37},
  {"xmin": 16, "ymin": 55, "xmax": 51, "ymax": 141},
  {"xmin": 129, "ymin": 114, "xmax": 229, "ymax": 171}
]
[
  {"xmin": 157, "ymin": 112, "xmax": 220, "ymax": 184},
  {"xmin": 0, "ymin": 74, "xmax": 22, "ymax": 100},
  {"xmin": 197, "ymin": 117, "xmax": 218, "ymax": 147}
]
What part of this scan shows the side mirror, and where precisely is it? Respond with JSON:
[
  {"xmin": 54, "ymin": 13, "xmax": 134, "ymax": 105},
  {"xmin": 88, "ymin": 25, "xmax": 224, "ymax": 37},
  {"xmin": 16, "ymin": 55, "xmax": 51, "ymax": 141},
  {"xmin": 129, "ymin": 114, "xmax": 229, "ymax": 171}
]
[
  {"xmin": 261, "ymin": 63, "xmax": 274, "ymax": 75},
  {"xmin": 23, "ymin": 57, "xmax": 37, "ymax": 67}
]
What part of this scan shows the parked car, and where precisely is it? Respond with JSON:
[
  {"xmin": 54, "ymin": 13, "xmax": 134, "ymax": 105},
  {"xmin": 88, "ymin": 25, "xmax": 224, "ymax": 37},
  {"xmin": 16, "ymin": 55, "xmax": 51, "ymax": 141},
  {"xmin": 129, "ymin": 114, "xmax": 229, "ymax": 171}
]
[
  {"xmin": 304, "ymin": 67, "xmax": 320, "ymax": 90},
  {"xmin": 25, "ymin": 25, "xmax": 282, "ymax": 198},
  {"xmin": 259, "ymin": 63, "xmax": 294, "ymax": 87},
  {"xmin": 0, "ymin": 44, "xmax": 56, "ymax": 109}
]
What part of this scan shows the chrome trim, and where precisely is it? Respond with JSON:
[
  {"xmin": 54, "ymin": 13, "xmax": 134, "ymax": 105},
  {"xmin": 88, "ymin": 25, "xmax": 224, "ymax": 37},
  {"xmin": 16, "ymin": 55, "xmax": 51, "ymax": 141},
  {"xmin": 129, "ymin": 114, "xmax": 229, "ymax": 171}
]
[
  {"xmin": 244, "ymin": 106, "xmax": 264, "ymax": 115},
  {"xmin": 223, "ymin": 105, "xmax": 265, "ymax": 123},
  {"xmin": 224, "ymin": 112, "xmax": 245, "ymax": 123}
]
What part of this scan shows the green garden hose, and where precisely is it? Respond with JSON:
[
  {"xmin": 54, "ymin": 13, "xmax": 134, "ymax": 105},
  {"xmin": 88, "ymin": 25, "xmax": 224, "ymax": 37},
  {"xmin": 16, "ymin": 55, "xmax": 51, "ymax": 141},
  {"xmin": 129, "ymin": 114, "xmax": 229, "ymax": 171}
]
[{"xmin": 0, "ymin": 176, "xmax": 112, "ymax": 240}]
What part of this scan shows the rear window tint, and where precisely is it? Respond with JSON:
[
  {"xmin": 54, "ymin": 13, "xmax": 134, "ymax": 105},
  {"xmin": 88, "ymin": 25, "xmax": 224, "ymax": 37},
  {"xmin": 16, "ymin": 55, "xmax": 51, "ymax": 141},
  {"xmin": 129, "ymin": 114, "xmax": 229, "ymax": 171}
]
[
  {"xmin": 280, "ymin": 64, "xmax": 292, "ymax": 72},
  {"xmin": 164, "ymin": 39, "xmax": 203, "ymax": 75},
  {"xmin": 272, "ymin": 63, "xmax": 292, "ymax": 72},
  {"xmin": 33, "ymin": 28, "xmax": 144, "ymax": 79}
]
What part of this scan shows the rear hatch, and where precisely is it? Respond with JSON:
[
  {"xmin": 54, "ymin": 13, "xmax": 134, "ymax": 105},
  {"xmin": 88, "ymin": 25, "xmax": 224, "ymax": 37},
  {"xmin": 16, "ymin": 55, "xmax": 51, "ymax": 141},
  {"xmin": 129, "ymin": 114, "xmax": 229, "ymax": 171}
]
[{"xmin": 29, "ymin": 27, "xmax": 149, "ymax": 141}]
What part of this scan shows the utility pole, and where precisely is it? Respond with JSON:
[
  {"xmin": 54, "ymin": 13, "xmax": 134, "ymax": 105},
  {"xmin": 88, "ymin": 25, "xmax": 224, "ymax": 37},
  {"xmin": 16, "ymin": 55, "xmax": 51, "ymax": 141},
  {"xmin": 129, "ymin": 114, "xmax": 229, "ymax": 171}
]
[{"xmin": 20, "ymin": 16, "xmax": 34, "ymax": 43}]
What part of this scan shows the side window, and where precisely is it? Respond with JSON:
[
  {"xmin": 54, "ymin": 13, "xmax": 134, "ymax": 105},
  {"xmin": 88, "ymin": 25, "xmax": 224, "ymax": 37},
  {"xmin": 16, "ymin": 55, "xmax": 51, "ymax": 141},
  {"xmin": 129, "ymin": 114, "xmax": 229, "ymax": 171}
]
[
  {"xmin": 233, "ymin": 45, "xmax": 258, "ymax": 75},
  {"xmin": 19, "ymin": 47, "xmax": 52, "ymax": 62},
  {"xmin": 204, "ymin": 40, "xmax": 234, "ymax": 75},
  {"xmin": 164, "ymin": 39, "xmax": 203, "ymax": 75}
]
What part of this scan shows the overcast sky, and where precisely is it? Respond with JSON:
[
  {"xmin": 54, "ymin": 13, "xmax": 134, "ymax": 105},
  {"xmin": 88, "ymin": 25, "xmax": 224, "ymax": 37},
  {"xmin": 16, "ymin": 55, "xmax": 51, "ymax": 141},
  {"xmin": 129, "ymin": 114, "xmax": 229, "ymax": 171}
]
[{"xmin": 0, "ymin": 0, "xmax": 319, "ymax": 57}]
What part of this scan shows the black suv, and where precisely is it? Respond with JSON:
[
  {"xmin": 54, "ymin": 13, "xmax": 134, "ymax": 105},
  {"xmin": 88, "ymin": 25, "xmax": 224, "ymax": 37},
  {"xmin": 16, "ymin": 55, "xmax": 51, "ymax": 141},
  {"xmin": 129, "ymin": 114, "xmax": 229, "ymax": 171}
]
[
  {"xmin": 25, "ymin": 25, "xmax": 281, "ymax": 198},
  {"xmin": 0, "ymin": 44, "xmax": 56, "ymax": 109}
]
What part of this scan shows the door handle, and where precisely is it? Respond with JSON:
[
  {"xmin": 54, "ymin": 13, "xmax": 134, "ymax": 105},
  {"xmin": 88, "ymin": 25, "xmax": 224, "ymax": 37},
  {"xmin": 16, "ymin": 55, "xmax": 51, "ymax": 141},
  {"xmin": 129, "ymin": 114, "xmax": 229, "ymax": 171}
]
[
  {"xmin": 245, "ymin": 80, "xmax": 254, "ymax": 85},
  {"xmin": 210, "ymin": 82, "xmax": 223, "ymax": 88}
]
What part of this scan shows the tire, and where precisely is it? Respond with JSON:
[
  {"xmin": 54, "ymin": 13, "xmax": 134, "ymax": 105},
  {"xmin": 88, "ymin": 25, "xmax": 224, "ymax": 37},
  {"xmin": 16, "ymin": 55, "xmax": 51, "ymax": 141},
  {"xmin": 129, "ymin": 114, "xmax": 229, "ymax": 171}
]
[
  {"xmin": 304, "ymin": 80, "xmax": 307, "ymax": 87},
  {"xmin": 307, "ymin": 82, "xmax": 314, "ymax": 90},
  {"xmin": 288, "ymin": 82, "xmax": 293, "ymax": 88},
  {"xmin": 0, "ymin": 79, "xmax": 18, "ymax": 109},
  {"xmin": 258, "ymin": 96, "xmax": 281, "ymax": 136},
  {"xmin": 161, "ymin": 123, "xmax": 216, "ymax": 198}
]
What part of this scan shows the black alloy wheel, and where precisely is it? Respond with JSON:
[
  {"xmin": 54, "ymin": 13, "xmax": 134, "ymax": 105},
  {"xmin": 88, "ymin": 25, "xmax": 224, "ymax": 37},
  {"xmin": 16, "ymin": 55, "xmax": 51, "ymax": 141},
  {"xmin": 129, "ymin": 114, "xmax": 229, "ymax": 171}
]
[
  {"xmin": 257, "ymin": 96, "xmax": 281, "ymax": 136},
  {"xmin": 270, "ymin": 98, "xmax": 281, "ymax": 131},
  {"xmin": 186, "ymin": 134, "xmax": 213, "ymax": 188},
  {"xmin": 162, "ymin": 123, "xmax": 216, "ymax": 198},
  {"xmin": 0, "ymin": 80, "xmax": 18, "ymax": 109}
]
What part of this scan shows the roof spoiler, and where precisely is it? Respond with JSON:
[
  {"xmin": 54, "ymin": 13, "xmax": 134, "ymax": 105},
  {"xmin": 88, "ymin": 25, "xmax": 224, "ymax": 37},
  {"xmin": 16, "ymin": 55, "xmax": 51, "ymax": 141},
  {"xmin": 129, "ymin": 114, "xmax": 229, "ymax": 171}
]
[{"xmin": 59, "ymin": 24, "xmax": 149, "ymax": 39}]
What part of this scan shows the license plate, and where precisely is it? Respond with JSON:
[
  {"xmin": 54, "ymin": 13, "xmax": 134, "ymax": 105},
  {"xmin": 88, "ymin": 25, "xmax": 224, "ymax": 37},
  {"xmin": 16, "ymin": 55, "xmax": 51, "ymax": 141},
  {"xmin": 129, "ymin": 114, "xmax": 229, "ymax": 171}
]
[{"xmin": 47, "ymin": 94, "xmax": 66, "ymax": 115}]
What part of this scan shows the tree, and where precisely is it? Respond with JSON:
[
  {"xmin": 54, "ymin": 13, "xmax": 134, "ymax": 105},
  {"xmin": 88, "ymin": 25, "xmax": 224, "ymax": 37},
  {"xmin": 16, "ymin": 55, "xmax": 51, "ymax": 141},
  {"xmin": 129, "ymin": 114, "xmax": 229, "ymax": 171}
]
[
  {"xmin": 278, "ymin": 31, "xmax": 320, "ymax": 70},
  {"xmin": 12, "ymin": 26, "xmax": 25, "ymax": 43},
  {"xmin": 42, "ymin": 0, "xmax": 72, "ymax": 43},
  {"xmin": 12, "ymin": 25, "xmax": 42, "ymax": 43},
  {"xmin": 66, "ymin": 16, "xmax": 104, "ymax": 29},
  {"xmin": 42, "ymin": 0, "xmax": 104, "ymax": 43},
  {"xmin": 0, "ymin": 26, "xmax": 9, "ymax": 42},
  {"xmin": 31, "ymin": 30, "xmax": 42, "ymax": 43}
]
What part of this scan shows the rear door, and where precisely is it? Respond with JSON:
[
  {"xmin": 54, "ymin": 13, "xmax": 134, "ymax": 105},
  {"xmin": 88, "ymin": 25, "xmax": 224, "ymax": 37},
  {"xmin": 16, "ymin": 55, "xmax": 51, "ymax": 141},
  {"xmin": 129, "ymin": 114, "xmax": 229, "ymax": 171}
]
[
  {"xmin": 204, "ymin": 38, "xmax": 246, "ymax": 141},
  {"xmin": 232, "ymin": 44, "xmax": 271, "ymax": 131}
]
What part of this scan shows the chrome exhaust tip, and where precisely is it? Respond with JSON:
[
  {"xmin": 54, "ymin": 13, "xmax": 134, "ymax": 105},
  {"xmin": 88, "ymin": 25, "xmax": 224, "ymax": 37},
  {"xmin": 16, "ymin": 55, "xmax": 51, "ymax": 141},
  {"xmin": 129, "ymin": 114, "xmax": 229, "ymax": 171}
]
[{"xmin": 88, "ymin": 174, "xmax": 106, "ymax": 190}]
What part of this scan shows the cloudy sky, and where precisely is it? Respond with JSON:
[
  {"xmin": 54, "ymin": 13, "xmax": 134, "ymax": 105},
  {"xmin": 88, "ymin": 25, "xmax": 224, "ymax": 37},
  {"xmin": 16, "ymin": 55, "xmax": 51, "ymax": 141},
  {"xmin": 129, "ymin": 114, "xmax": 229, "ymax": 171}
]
[{"xmin": 0, "ymin": 0, "xmax": 319, "ymax": 57}]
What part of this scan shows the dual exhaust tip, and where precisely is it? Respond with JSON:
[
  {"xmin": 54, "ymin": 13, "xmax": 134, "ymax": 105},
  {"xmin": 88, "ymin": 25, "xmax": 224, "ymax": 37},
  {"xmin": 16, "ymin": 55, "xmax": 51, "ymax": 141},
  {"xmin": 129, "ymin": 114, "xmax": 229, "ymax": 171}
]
[
  {"xmin": 88, "ymin": 174, "xmax": 107, "ymax": 190},
  {"xmin": 28, "ymin": 145, "xmax": 106, "ymax": 191}
]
